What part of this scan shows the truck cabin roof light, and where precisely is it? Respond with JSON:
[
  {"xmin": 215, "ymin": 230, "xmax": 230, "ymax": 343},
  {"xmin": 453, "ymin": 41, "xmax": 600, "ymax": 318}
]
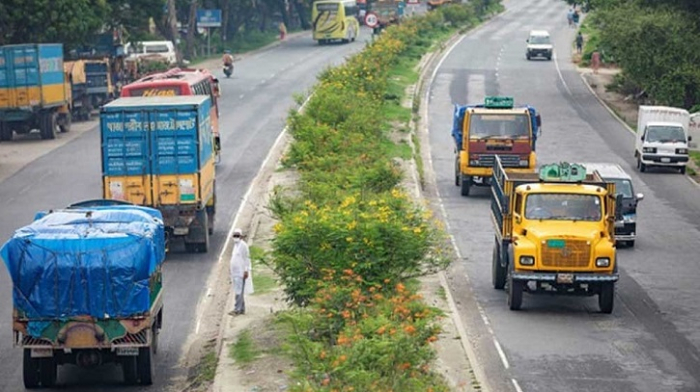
[
  {"xmin": 538, "ymin": 162, "xmax": 587, "ymax": 182},
  {"xmin": 484, "ymin": 96, "xmax": 514, "ymax": 109}
]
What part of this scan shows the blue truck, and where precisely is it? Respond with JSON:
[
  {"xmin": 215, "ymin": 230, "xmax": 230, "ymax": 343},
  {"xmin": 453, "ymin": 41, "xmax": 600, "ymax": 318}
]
[
  {"xmin": 2, "ymin": 202, "xmax": 165, "ymax": 388},
  {"xmin": 0, "ymin": 44, "xmax": 72, "ymax": 141},
  {"xmin": 100, "ymin": 95, "xmax": 217, "ymax": 252}
]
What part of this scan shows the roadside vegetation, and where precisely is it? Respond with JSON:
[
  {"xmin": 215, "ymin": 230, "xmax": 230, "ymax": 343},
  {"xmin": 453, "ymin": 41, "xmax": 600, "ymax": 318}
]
[
  {"xmin": 570, "ymin": 0, "xmax": 700, "ymax": 111},
  {"xmin": 265, "ymin": 1, "xmax": 503, "ymax": 391}
]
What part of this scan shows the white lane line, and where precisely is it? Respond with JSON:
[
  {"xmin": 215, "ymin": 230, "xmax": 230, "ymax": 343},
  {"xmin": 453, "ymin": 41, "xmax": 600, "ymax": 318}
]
[
  {"xmin": 467, "ymin": 74, "xmax": 486, "ymax": 105},
  {"xmin": 512, "ymin": 379, "xmax": 524, "ymax": 392},
  {"xmin": 239, "ymin": 94, "xmax": 245, "ymax": 99},
  {"xmin": 494, "ymin": 339, "xmax": 510, "ymax": 369},
  {"xmin": 553, "ymin": 52, "xmax": 572, "ymax": 96}
]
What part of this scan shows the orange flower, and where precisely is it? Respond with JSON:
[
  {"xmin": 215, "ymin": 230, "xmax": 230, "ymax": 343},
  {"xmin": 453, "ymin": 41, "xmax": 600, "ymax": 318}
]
[
  {"xmin": 320, "ymin": 351, "xmax": 327, "ymax": 359},
  {"xmin": 339, "ymin": 354, "xmax": 347, "ymax": 362},
  {"xmin": 341, "ymin": 310, "xmax": 351, "ymax": 319},
  {"xmin": 321, "ymin": 377, "xmax": 330, "ymax": 386},
  {"xmin": 403, "ymin": 325, "xmax": 417, "ymax": 335},
  {"xmin": 426, "ymin": 335, "xmax": 438, "ymax": 343},
  {"xmin": 377, "ymin": 326, "xmax": 386, "ymax": 334},
  {"xmin": 398, "ymin": 362, "xmax": 411, "ymax": 370}
]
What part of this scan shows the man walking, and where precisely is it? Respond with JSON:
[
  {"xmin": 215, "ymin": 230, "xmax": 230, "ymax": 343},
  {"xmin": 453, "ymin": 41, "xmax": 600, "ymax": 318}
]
[
  {"xmin": 229, "ymin": 228, "xmax": 253, "ymax": 316},
  {"xmin": 576, "ymin": 32, "xmax": 584, "ymax": 54}
]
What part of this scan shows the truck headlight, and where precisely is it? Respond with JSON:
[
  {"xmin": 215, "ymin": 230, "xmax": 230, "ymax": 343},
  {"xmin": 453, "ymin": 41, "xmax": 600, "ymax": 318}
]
[
  {"xmin": 469, "ymin": 160, "xmax": 478, "ymax": 165},
  {"xmin": 642, "ymin": 147, "xmax": 656, "ymax": 153},
  {"xmin": 595, "ymin": 258, "xmax": 610, "ymax": 268},
  {"xmin": 676, "ymin": 148, "xmax": 688, "ymax": 154},
  {"xmin": 519, "ymin": 160, "xmax": 529, "ymax": 167},
  {"xmin": 520, "ymin": 256, "xmax": 535, "ymax": 266},
  {"xmin": 623, "ymin": 214, "xmax": 636, "ymax": 223}
]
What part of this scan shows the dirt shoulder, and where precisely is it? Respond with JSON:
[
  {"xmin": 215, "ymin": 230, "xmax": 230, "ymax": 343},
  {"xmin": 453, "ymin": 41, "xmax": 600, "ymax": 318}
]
[{"xmin": 575, "ymin": 62, "xmax": 700, "ymax": 184}]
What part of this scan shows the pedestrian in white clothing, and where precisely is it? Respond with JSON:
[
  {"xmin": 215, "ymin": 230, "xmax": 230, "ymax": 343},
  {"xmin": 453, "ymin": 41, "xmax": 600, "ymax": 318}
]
[{"xmin": 229, "ymin": 228, "xmax": 253, "ymax": 316}]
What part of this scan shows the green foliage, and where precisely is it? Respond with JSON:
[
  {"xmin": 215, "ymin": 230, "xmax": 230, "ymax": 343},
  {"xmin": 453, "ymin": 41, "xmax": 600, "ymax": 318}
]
[
  {"xmin": 588, "ymin": 0, "xmax": 700, "ymax": 109},
  {"xmin": 229, "ymin": 330, "xmax": 260, "ymax": 364}
]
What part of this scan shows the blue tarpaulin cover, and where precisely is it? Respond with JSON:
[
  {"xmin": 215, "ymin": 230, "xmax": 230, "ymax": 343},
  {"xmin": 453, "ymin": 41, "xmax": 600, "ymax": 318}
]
[{"xmin": 1, "ymin": 205, "xmax": 165, "ymax": 324}]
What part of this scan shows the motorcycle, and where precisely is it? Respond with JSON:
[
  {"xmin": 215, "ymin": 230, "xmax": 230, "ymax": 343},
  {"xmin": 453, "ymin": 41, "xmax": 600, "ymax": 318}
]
[{"xmin": 223, "ymin": 63, "xmax": 233, "ymax": 78}]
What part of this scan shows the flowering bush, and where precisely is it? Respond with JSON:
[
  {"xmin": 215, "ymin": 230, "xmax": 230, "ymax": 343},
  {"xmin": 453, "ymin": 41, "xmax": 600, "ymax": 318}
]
[{"xmin": 270, "ymin": 1, "xmax": 503, "ymax": 390}]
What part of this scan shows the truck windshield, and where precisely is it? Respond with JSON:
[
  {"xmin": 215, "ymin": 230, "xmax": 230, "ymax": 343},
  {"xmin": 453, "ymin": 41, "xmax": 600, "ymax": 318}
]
[
  {"xmin": 525, "ymin": 193, "xmax": 602, "ymax": 221},
  {"xmin": 469, "ymin": 114, "xmax": 530, "ymax": 139},
  {"xmin": 646, "ymin": 126, "xmax": 686, "ymax": 143}
]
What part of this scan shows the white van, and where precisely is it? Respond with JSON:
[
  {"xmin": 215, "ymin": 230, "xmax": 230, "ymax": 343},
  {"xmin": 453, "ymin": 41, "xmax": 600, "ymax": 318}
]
[
  {"xmin": 125, "ymin": 41, "xmax": 177, "ymax": 65},
  {"xmin": 634, "ymin": 106, "xmax": 691, "ymax": 174},
  {"xmin": 526, "ymin": 30, "xmax": 553, "ymax": 61}
]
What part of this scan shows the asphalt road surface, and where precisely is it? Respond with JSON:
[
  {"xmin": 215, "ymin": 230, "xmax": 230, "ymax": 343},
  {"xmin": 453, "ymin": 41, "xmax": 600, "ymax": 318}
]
[
  {"xmin": 428, "ymin": 0, "xmax": 700, "ymax": 391},
  {"xmin": 0, "ymin": 31, "xmax": 370, "ymax": 391}
]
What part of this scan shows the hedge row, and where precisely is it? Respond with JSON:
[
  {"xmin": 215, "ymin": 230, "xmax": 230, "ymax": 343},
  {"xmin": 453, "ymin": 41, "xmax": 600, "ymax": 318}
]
[{"xmin": 270, "ymin": 2, "xmax": 502, "ymax": 391}]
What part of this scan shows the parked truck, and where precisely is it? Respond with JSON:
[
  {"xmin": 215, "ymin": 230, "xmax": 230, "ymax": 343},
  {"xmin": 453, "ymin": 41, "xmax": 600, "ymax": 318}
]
[
  {"xmin": 452, "ymin": 96, "xmax": 541, "ymax": 196},
  {"xmin": 634, "ymin": 106, "xmax": 691, "ymax": 174},
  {"xmin": 1, "ymin": 201, "xmax": 165, "ymax": 388},
  {"xmin": 100, "ymin": 95, "xmax": 216, "ymax": 252},
  {"xmin": 0, "ymin": 44, "xmax": 72, "ymax": 141},
  {"xmin": 490, "ymin": 157, "xmax": 622, "ymax": 313}
]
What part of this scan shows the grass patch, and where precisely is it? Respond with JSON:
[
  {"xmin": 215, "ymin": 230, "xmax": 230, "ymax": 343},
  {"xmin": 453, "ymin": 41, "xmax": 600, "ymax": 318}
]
[
  {"xmin": 229, "ymin": 329, "xmax": 260, "ymax": 364},
  {"xmin": 412, "ymin": 133, "xmax": 425, "ymax": 188},
  {"xmin": 252, "ymin": 271, "xmax": 277, "ymax": 294},
  {"xmin": 189, "ymin": 348, "xmax": 219, "ymax": 388},
  {"xmin": 690, "ymin": 151, "xmax": 700, "ymax": 167},
  {"xmin": 437, "ymin": 286, "xmax": 447, "ymax": 301}
]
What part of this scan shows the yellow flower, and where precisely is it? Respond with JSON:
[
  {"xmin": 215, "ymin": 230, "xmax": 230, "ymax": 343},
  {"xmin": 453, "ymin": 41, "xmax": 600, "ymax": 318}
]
[
  {"xmin": 413, "ymin": 227, "xmax": 422, "ymax": 234},
  {"xmin": 347, "ymin": 221, "xmax": 357, "ymax": 230}
]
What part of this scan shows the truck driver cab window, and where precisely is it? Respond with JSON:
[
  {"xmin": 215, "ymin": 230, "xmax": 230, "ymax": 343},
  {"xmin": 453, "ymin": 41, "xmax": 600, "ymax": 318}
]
[
  {"xmin": 470, "ymin": 114, "xmax": 529, "ymax": 139},
  {"xmin": 525, "ymin": 194, "xmax": 602, "ymax": 221},
  {"xmin": 646, "ymin": 126, "xmax": 686, "ymax": 143}
]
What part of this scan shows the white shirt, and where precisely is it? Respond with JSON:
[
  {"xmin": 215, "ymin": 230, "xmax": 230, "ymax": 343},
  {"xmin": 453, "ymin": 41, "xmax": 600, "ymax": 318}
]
[{"xmin": 230, "ymin": 240, "xmax": 251, "ymax": 278}]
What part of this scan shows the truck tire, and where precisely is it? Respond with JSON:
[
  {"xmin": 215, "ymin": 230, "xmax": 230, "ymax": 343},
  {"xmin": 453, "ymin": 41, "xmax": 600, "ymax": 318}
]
[
  {"xmin": 454, "ymin": 157, "xmax": 460, "ymax": 186},
  {"xmin": 460, "ymin": 174, "xmax": 472, "ymax": 196},
  {"xmin": 23, "ymin": 350, "xmax": 40, "ymax": 389},
  {"xmin": 137, "ymin": 345, "xmax": 154, "ymax": 385},
  {"xmin": 185, "ymin": 209, "xmax": 209, "ymax": 253},
  {"xmin": 636, "ymin": 156, "xmax": 647, "ymax": 172},
  {"xmin": 39, "ymin": 357, "xmax": 57, "ymax": 387},
  {"xmin": 59, "ymin": 111, "xmax": 71, "ymax": 133},
  {"xmin": 39, "ymin": 111, "xmax": 57, "ymax": 140},
  {"xmin": 598, "ymin": 282, "xmax": 615, "ymax": 314},
  {"xmin": 626, "ymin": 240, "xmax": 635, "ymax": 248},
  {"xmin": 680, "ymin": 166, "xmax": 686, "ymax": 175},
  {"xmin": 0, "ymin": 122, "xmax": 13, "ymax": 141},
  {"xmin": 122, "ymin": 356, "xmax": 138, "ymax": 385},
  {"xmin": 507, "ymin": 265, "xmax": 523, "ymax": 310},
  {"xmin": 492, "ymin": 242, "xmax": 506, "ymax": 290}
]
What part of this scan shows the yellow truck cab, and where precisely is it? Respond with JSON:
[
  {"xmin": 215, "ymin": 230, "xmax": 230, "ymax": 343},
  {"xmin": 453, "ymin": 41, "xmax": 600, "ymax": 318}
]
[
  {"xmin": 490, "ymin": 157, "xmax": 622, "ymax": 313},
  {"xmin": 452, "ymin": 96, "xmax": 541, "ymax": 196}
]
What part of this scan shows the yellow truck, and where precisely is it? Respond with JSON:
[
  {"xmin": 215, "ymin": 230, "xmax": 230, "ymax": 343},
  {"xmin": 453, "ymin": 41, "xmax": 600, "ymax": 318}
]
[
  {"xmin": 0, "ymin": 44, "xmax": 72, "ymax": 141},
  {"xmin": 100, "ymin": 96, "xmax": 216, "ymax": 253},
  {"xmin": 452, "ymin": 96, "xmax": 541, "ymax": 196},
  {"xmin": 490, "ymin": 157, "xmax": 622, "ymax": 313}
]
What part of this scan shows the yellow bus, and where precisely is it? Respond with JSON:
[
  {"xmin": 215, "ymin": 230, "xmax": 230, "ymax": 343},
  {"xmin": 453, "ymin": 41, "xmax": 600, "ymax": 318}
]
[{"xmin": 312, "ymin": 0, "xmax": 360, "ymax": 44}]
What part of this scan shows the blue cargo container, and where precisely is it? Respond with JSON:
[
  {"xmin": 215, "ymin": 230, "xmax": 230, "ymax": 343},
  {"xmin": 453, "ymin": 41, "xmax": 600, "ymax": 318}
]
[
  {"xmin": 100, "ymin": 96, "xmax": 216, "ymax": 253},
  {"xmin": 0, "ymin": 43, "xmax": 71, "ymax": 141}
]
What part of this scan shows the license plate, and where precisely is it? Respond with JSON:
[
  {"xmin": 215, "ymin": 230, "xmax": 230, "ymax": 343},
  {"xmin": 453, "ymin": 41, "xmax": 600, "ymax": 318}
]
[
  {"xmin": 547, "ymin": 239, "xmax": 565, "ymax": 248},
  {"xmin": 173, "ymin": 227, "xmax": 189, "ymax": 235},
  {"xmin": 661, "ymin": 158, "xmax": 671, "ymax": 163},
  {"xmin": 31, "ymin": 348, "xmax": 53, "ymax": 358},
  {"xmin": 556, "ymin": 273, "xmax": 574, "ymax": 284},
  {"xmin": 116, "ymin": 347, "xmax": 139, "ymax": 356},
  {"xmin": 473, "ymin": 177, "xmax": 483, "ymax": 184}
]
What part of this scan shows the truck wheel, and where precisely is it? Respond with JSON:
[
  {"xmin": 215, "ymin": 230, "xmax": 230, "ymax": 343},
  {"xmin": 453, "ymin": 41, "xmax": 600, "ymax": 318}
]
[
  {"xmin": 680, "ymin": 166, "xmax": 686, "ymax": 175},
  {"xmin": 152, "ymin": 323, "xmax": 159, "ymax": 355},
  {"xmin": 637, "ymin": 157, "xmax": 646, "ymax": 172},
  {"xmin": 199, "ymin": 212, "xmax": 210, "ymax": 253},
  {"xmin": 492, "ymin": 243, "xmax": 506, "ymax": 290},
  {"xmin": 39, "ymin": 357, "xmax": 57, "ymax": 387},
  {"xmin": 626, "ymin": 240, "xmax": 635, "ymax": 248},
  {"xmin": 23, "ymin": 350, "xmax": 40, "ymax": 389},
  {"xmin": 39, "ymin": 111, "xmax": 57, "ymax": 140},
  {"xmin": 137, "ymin": 345, "xmax": 154, "ymax": 385},
  {"xmin": 59, "ymin": 111, "xmax": 71, "ymax": 133},
  {"xmin": 122, "ymin": 356, "xmax": 138, "ymax": 385},
  {"xmin": 598, "ymin": 282, "xmax": 615, "ymax": 314},
  {"xmin": 460, "ymin": 174, "xmax": 472, "ymax": 196},
  {"xmin": 454, "ymin": 157, "xmax": 460, "ymax": 186},
  {"xmin": 507, "ymin": 267, "xmax": 523, "ymax": 310},
  {"xmin": 0, "ymin": 122, "xmax": 13, "ymax": 141}
]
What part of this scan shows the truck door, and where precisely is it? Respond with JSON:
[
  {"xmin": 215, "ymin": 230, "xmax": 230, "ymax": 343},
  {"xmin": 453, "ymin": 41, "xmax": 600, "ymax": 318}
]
[{"xmin": 5, "ymin": 46, "xmax": 40, "ymax": 108}]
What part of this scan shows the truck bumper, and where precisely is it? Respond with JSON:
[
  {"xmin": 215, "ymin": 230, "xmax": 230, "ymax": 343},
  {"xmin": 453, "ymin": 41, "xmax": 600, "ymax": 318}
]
[
  {"xmin": 641, "ymin": 154, "xmax": 688, "ymax": 166},
  {"xmin": 512, "ymin": 271, "xmax": 619, "ymax": 283}
]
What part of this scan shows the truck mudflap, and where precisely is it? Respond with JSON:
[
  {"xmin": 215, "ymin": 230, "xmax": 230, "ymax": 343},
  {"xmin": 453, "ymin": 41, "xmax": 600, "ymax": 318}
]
[{"xmin": 511, "ymin": 271, "xmax": 619, "ymax": 283}]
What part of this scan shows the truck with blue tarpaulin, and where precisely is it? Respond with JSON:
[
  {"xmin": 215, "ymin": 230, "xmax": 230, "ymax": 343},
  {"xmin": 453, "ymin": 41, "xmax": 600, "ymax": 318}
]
[
  {"xmin": 0, "ymin": 43, "xmax": 72, "ymax": 141},
  {"xmin": 1, "ymin": 202, "xmax": 165, "ymax": 388},
  {"xmin": 100, "ymin": 95, "xmax": 216, "ymax": 252},
  {"xmin": 452, "ymin": 96, "xmax": 541, "ymax": 196}
]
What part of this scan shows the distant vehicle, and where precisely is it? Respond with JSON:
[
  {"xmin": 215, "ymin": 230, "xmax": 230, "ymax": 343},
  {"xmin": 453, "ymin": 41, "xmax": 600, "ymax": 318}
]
[
  {"xmin": 312, "ymin": 0, "xmax": 360, "ymax": 44},
  {"xmin": 526, "ymin": 30, "xmax": 553, "ymax": 61},
  {"xmin": 0, "ymin": 44, "xmax": 72, "ymax": 141},
  {"xmin": 120, "ymin": 68, "xmax": 221, "ymax": 160},
  {"xmin": 581, "ymin": 163, "xmax": 644, "ymax": 247},
  {"xmin": 634, "ymin": 106, "xmax": 691, "ymax": 174},
  {"xmin": 125, "ymin": 41, "xmax": 177, "ymax": 65}
]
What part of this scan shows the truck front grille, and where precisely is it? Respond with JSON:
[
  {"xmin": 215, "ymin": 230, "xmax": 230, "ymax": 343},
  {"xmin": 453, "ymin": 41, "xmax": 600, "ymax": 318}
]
[
  {"xmin": 541, "ymin": 240, "xmax": 590, "ymax": 268},
  {"xmin": 473, "ymin": 154, "xmax": 521, "ymax": 167},
  {"xmin": 112, "ymin": 329, "xmax": 148, "ymax": 345}
]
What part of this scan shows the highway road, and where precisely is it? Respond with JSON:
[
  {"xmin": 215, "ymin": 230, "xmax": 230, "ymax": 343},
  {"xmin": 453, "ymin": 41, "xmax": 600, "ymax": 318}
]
[
  {"xmin": 427, "ymin": 0, "xmax": 700, "ymax": 391},
  {"xmin": 0, "ymin": 31, "xmax": 369, "ymax": 390}
]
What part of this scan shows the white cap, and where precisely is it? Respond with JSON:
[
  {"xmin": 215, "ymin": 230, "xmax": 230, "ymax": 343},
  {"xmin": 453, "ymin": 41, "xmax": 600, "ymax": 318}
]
[{"xmin": 233, "ymin": 228, "xmax": 243, "ymax": 236}]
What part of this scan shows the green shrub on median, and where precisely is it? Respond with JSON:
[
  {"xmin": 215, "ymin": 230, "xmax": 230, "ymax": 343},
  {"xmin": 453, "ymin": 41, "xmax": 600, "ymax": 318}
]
[{"xmin": 269, "ymin": 2, "xmax": 502, "ymax": 390}]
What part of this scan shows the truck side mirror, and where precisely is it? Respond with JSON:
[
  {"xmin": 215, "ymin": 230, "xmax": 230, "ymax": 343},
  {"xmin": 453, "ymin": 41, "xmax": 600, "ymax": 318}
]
[
  {"xmin": 614, "ymin": 194, "xmax": 624, "ymax": 221},
  {"xmin": 689, "ymin": 136, "xmax": 693, "ymax": 141},
  {"xmin": 636, "ymin": 193, "xmax": 644, "ymax": 201},
  {"xmin": 536, "ymin": 114, "xmax": 541, "ymax": 127}
]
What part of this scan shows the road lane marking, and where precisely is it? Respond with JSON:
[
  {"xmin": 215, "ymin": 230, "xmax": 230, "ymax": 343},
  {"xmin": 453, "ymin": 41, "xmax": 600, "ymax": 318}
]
[
  {"xmin": 512, "ymin": 379, "xmax": 524, "ymax": 392},
  {"xmin": 553, "ymin": 52, "xmax": 572, "ymax": 96},
  {"xmin": 467, "ymin": 74, "xmax": 486, "ymax": 104},
  {"xmin": 494, "ymin": 339, "xmax": 510, "ymax": 369},
  {"xmin": 239, "ymin": 94, "xmax": 245, "ymax": 99}
]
